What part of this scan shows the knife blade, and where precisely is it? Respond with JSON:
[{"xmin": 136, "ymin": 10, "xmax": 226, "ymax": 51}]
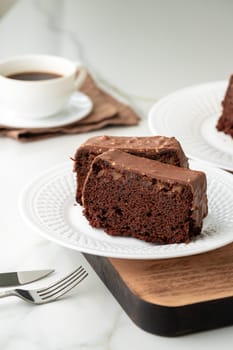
[{"xmin": 0, "ymin": 269, "xmax": 54, "ymax": 287}]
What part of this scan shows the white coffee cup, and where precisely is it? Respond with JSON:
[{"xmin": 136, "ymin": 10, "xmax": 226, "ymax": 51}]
[{"xmin": 0, "ymin": 54, "xmax": 87, "ymax": 119}]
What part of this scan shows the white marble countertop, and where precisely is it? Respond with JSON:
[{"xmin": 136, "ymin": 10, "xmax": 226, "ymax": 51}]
[{"xmin": 1, "ymin": 0, "xmax": 233, "ymax": 348}]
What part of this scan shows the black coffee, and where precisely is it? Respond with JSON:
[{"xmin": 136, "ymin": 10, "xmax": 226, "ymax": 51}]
[{"xmin": 7, "ymin": 71, "xmax": 63, "ymax": 81}]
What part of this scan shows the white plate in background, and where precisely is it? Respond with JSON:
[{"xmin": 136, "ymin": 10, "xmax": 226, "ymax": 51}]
[{"xmin": 148, "ymin": 81, "xmax": 233, "ymax": 171}]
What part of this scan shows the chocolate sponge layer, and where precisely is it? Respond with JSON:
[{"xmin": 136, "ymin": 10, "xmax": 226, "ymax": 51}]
[
  {"xmin": 82, "ymin": 150, "xmax": 208, "ymax": 244},
  {"xmin": 217, "ymin": 75, "xmax": 233, "ymax": 137}
]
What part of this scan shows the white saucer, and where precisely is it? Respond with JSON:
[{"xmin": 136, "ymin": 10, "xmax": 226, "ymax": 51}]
[{"xmin": 0, "ymin": 92, "xmax": 93, "ymax": 128}]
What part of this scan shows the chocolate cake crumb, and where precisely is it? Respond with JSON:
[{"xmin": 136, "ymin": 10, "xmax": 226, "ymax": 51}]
[
  {"xmin": 82, "ymin": 150, "xmax": 208, "ymax": 244},
  {"xmin": 216, "ymin": 75, "xmax": 233, "ymax": 138}
]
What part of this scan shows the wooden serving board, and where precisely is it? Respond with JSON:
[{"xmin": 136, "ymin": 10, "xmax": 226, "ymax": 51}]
[{"xmin": 84, "ymin": 242, "xmax": 233, "ymax": 337}]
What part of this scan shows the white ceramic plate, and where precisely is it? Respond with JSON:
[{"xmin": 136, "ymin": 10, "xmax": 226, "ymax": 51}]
[
  {"xmin": 148, "ymin": 81, "xmax": 233, "ymax": 171},
  {"xmin": 19, "ymin": 161, "xmax": 233, "ymax": 259},
  {"xmin": 0, "ymin": 92, "xmax": 93, "ymax": 128}
]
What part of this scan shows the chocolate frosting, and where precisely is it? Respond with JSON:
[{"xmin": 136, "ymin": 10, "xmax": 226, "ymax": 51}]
[{"xmin": 75, "ymin": 135, "xmax": 188, "ymax": 168}]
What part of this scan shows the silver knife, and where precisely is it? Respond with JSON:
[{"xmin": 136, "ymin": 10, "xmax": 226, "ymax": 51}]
[{"xmin": 0, "ymin": 269, "xmax": 54, "ymax": 287}]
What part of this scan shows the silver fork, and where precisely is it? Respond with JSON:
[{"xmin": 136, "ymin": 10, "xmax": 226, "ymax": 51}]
[{"xmin": 0, "ymin": 266, "xmax": 88, "ymax": 304}]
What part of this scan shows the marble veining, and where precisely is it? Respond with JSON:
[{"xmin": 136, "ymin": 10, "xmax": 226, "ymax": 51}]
[
  {"xmin": 35, "ymin": 0, "xmax": 156, "ymax": 108},
  {"xmin": 0, "ymin": 0, "xmax": 233, "ymax": 349}
]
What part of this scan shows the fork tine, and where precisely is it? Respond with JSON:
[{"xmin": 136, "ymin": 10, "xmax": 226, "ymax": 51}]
[
  {"xmin": 40, "ymin": 271, "xmax": 88, "ymax": 301},
  {"xmin": 38, "ymin": 267, "xmax": 85, "ymax": 297},
  {"xmin": 38, "ymin": 266, "xmax": 83, "ymax": 294}
]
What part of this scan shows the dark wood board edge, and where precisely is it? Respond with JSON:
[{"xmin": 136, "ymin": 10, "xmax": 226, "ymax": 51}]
[{"xmin": 83, "ymin": 253, "xmax": 233, "ymax": 337}]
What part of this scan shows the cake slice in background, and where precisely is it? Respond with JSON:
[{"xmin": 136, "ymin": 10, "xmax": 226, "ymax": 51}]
[
  {"xmin": 73, "ymin": 135, "xmax": 188, "ymax": 204},
  {"xmin": 82, "ymin": 150, "xmax": 208, "ymax": 244},
  {"xmin": 216, "ymin": 75, "xmax": 233, "ymax": 138}
]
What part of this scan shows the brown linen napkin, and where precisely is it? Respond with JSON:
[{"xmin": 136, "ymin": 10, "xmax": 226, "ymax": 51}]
[{"xmin": 0, "ymin": 73, "xmax": 140, "ymax": 142}]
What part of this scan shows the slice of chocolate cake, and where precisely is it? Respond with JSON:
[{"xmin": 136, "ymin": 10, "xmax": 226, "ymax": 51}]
[
  {"xmin": 82, "ymin": 150, "xmax": 208, "ymax": 244},
  {"xmin": 216, "ymin": 75, "xmax": 233, "ymax": 138},
  {"xmin": 73, "ymin": 135, "xmax": 188, "ymax": 204}
]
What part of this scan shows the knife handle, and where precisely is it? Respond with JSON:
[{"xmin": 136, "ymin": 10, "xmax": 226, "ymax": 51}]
[{"xmin": 0, "ymin": 290, "xmax": 17, "ymax": 299}]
